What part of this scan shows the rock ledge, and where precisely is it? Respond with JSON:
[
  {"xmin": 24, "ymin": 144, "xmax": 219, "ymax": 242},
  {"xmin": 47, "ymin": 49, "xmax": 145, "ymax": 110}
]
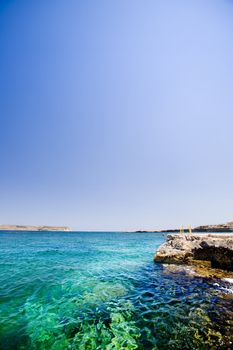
[{"xmin": 154, "ymin": 234, "xmax": 233, "ymax": 271}]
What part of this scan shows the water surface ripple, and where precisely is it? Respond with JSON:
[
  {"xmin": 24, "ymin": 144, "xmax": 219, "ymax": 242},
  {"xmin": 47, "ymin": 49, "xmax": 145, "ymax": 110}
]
[{"xmin": 0, "ymin": 231, "xmax": 232, "ymax": 349}]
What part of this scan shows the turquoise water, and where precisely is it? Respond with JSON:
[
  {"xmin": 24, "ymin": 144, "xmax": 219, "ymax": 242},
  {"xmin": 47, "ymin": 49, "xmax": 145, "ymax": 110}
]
[{"xmin": 0, "ymin": 231, "xmax": 232, "ymax": 350}]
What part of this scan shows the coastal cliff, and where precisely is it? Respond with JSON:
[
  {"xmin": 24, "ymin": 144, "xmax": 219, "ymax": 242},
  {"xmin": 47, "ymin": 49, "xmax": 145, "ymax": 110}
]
[
  {"xmin": 0, "ymin": 225, "xmax": 71, "ymax": 232},
  {"xmin": 154, "ymin": 234, "xmax": 233, "ymax": 271}
]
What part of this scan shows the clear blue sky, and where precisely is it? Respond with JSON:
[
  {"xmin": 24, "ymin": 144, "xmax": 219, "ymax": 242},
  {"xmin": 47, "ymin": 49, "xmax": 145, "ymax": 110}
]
[{"xmin": 0, "ymin": 0, "xmax": 233, "ymax": 231}]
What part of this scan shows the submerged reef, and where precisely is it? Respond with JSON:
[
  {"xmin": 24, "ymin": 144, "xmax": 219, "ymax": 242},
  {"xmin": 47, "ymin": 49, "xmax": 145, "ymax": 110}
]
[{"xmin": 154, "ymin": 234, "xmax": 233, "ymax": 272}]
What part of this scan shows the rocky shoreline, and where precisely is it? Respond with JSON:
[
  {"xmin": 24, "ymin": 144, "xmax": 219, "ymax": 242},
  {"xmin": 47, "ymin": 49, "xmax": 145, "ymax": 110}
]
[{"xmin": 154, "ymin": 234, "xmax": 233, "ymax": 276}]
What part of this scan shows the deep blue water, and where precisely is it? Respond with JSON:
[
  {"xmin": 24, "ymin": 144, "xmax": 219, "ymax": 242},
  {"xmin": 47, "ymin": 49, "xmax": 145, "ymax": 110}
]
[{"xmin": 0, "ymin": 231, "xmax": 232, "ymax": 350}]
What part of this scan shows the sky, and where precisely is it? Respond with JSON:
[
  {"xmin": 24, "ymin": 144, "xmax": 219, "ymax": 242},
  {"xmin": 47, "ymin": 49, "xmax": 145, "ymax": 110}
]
[{"xmin": 0, "ymin": 0, "xmax": 233, "ymax": 231}]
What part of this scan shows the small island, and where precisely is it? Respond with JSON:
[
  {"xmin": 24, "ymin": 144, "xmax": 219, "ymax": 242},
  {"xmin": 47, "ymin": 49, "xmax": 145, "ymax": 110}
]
[{"xmin": 0, "ymin": 225, "xmax": 71, "ymax": 232}]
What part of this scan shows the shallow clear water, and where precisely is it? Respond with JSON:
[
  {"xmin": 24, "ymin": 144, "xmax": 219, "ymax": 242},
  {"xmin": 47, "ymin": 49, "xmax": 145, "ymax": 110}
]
[{"xmin": 0, "ymin": 231, "xmax": 232, "ymax": 350}]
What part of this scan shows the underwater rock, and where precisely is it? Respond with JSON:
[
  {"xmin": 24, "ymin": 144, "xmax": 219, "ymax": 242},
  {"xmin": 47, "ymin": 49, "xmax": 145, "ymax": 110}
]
[
  {"xmin": 162, "ymin": 263, "xmax": 233, "ymax": 280},
  {"xmin": 154, "ymin": 234, "xmax": 233, "ymax": 272}
]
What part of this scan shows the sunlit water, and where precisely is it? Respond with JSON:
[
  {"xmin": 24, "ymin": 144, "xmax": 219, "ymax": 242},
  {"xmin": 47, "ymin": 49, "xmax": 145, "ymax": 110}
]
[{"xmin": 0, "ymin": 231, "xmax": 232, "ymax": 350}]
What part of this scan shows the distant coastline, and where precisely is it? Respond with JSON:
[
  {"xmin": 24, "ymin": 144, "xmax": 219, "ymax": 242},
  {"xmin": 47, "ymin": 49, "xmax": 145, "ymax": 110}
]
[
  {"xmin": 0, "ymin": 225, "xmax": 71, "ymax": 232},
  {"xmin": 1, "ymin": 221, "xmax": 233, "ymax": 233},
  {"xmin": 136, "ymin": 220, "xmax": 233, "ymax": 233}
]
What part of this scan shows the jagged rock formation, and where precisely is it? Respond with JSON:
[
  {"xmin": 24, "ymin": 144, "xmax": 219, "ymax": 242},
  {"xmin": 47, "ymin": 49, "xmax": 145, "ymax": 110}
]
[
  {"xmin": 0, "ymin": 225, "xmax": 71, "ymax": 232},
  {"xmin": 154, "ymin": 234, "xmax": 233, "ymax": 271}
]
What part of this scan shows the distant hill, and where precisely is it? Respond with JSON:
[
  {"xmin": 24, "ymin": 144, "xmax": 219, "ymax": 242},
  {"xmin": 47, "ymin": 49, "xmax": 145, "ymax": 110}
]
[
  {"xmin": 194, "ymin": 221, "xmax": 233, "ymax": 232},
  {"xmin": 0, "ymin": 225, "xmax": 71, "ymax": 232},
  {"xmin": 136, "ymin": 221, "xmax": 233, "ymax": 233}
]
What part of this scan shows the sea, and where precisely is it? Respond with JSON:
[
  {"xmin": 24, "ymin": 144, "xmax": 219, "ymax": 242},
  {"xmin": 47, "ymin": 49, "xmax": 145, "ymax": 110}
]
[{"xmin": 0, "ymin": 231, "xmax": 232, "ymax": 350}]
